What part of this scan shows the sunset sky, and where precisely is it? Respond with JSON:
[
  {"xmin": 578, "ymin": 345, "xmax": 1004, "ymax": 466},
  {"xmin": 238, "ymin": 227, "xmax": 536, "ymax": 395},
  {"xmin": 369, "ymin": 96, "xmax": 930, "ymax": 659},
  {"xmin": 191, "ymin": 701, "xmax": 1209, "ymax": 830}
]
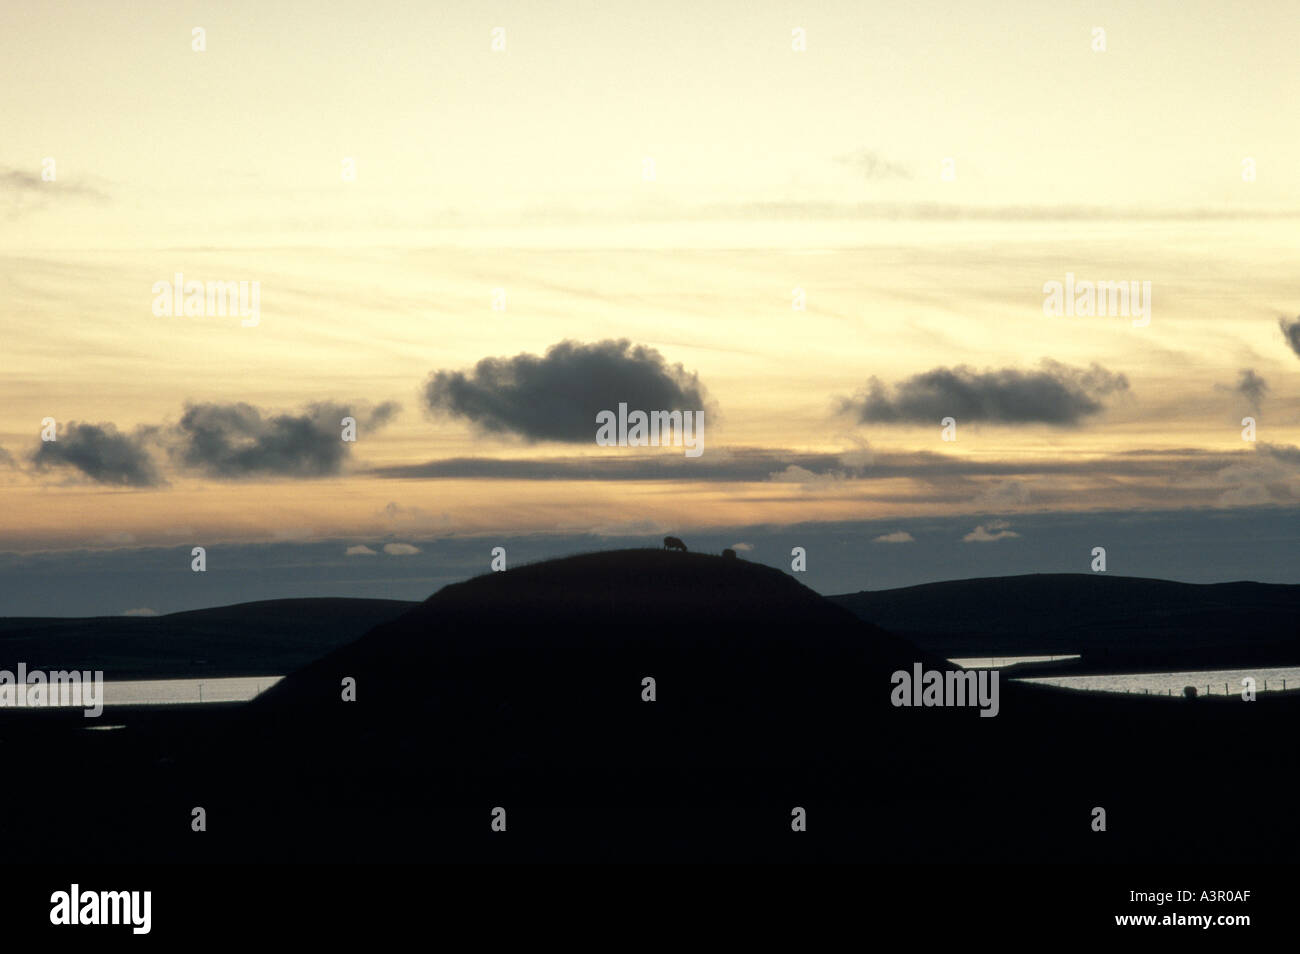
[{"xmin": 3, "ymin": 0, "xmax": 1299, "ymax": 613}]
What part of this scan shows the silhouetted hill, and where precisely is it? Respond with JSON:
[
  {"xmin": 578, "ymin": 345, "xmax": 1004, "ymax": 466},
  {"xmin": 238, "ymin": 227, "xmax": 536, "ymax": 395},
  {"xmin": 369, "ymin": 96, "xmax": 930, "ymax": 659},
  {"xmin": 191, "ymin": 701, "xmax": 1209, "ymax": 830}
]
[
  {"xmin": 831, "ymin": 574, "xmax": 1300, "ymax": 667},
  {"xmin": 0, "ymin": 552, "xmax": 1295, "ymax": 863},
  {"xmin": 250, "ymin": 549, "xmax": 956, "ymax": 765},
  {"xmin": 201, "ymin": 550, "xmax": 1293, "ymax": 861},
  {"xmin": 0, "ymin": 598, "xmax": 416, "ymax": 679}
]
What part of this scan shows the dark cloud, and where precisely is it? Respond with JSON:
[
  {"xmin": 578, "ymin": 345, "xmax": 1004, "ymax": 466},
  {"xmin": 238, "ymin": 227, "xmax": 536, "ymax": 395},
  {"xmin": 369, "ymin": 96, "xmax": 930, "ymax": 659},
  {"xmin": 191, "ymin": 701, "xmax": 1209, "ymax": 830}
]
[
  {"xmin": 1259, "ymin": 442, "xmax": 1300, "ymax": 466},
  {"xmin": 1232, "ymin": 369, "xmax": 1269, "ymax": 411},
  {"xmin": 367, "ymin": 401, "xmax": 401, "ymax": 428},
  {"xmin": 0, "ymin": 445, "xmax": 14, "ymax": 468},
  {"xmin": 30, "ymin": 422, "xmax": 162, "ymax": 487},
  {"xmin": 842, "ymin": 360, "xmax": 1129, "ymax": 426},
  {"xmin": 170, "ymin": 401, "xmax": 400, "ymax": 479},
  {"xmin": 1279, "ymin": 317, "xmax": 1300, "ymax": 359},
  {"xmin": 422, "ymin": 339, "xmax": 708, "ymax": 442}
]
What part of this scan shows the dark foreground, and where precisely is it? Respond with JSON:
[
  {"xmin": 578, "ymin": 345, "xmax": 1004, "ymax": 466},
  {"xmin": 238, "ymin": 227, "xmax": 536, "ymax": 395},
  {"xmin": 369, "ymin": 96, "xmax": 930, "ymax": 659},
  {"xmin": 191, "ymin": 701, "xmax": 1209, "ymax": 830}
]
[{"xmin": 1, "ymin": 550, "xmax": 1295, "ymax": 862}]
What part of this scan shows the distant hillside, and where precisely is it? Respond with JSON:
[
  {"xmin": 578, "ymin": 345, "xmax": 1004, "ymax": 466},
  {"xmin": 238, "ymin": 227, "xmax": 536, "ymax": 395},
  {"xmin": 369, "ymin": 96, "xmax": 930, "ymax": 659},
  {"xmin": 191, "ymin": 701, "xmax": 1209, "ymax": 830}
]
[
  {"xmin": 0, "ymin": 598, "xmax": 416, "ymax": 679},
  {"xmin": 830, "ymin": 574, "xmax": 1300, "ymax": 667},
  {"xmin": 1, "ymin": 550, "xmax": 1296, "ymax": 863}
]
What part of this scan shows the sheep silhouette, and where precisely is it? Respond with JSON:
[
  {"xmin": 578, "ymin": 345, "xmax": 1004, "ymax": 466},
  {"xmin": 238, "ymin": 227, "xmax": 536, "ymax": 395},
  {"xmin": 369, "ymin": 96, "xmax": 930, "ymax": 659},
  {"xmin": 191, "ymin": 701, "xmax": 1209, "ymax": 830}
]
[
  {"xmin": 1183, "ymin": 685, "xmax": 1198, "ymax": 699},
  {"xmin": 663, "ymin": 536, "xmax": 687, "ymax": 552},
  {"xmin": 722, "ymin": 548, "xmax": 737, "ymax": 560}
]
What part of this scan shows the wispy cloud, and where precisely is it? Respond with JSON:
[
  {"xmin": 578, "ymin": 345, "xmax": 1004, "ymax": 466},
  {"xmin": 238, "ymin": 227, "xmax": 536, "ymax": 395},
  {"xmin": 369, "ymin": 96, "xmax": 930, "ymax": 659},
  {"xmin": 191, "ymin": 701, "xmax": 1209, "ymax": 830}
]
[
  {"xmin": 873, "ymin": 531, "xmax": 915, "ymax": 543},
  {"xmin": 963, "ymin": 520, "xmax": 1020, "ymax": 543},
  {"xmin": 368, "ymin": 446, "xmax": 1251, "ymax": 487},
  {"xmin": 382, "ymin": 542, "xmax": 421, "ymax": 556},
  {"xmin": 1230, "ymin": 368, "xmax": 1269, "ymax": 412},
  {"xmin": 834, "ymin": 148, "xmax": 913, "ymax": 182},
  {"xmin": 1, "ymin": 166, "xmax": 109, "ymax": 218}
]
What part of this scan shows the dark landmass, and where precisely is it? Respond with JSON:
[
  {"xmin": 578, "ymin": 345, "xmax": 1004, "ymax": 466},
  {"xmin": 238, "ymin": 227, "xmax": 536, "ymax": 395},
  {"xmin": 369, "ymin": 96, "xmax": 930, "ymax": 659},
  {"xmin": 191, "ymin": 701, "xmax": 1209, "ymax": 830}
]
[
  {"xmin": 831, "ymin": 574, "xmax": 1300, "ymax": 672},
  {"xmin": 0, "ymin": 552, "xmax": 1295, "ymax": 862},
  {"xmin": 0, "ymin": 598, "xmax": 415, "ymax": 680}
]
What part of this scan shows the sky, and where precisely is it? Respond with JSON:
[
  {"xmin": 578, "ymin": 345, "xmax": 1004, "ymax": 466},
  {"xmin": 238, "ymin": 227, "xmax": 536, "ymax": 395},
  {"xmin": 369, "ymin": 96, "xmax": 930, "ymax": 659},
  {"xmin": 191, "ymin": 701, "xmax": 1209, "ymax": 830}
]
[{"xmin": 2, "ymin": 0, "xmax": 1299, "ymax": 615}]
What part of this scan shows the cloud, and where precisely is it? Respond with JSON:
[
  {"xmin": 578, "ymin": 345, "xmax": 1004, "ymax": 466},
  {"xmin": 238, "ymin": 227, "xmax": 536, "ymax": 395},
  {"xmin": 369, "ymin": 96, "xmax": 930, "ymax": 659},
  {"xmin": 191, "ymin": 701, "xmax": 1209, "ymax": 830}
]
[
  {"xmin": 976, "ymin": 479, "xmax": 1031, "ymax": 507},
  {"xmin": 838, "ymin": 440, "xmax": 874, "ymax": 470},
  {"xmin": 368, "ymin": 445, "xmax": 1239, "ymax": 490},
  {"xmin": 731, "ymin": 542, "xmax": 754, "ymax": 551},
  {"xmin": 382, "ymin": 543, "xmax": 421, "ymax": 555},
  {"xmin": 834, "ymin": 149, "xmax": 913, "ymax": 182},
  {"xmin": 170, "ymin": 400, "xmax": 399, "ymax": 479},
  {"xmin": 2, "ymin": 169, "xmax": 49, "ymax": 192},
  {"xmin": 1280, "ymin": 317, "xmax": 1300, "ymax": 359},
  {"xmin": 1, "ymin": 167, "xmax": 109, "ymax": 218},
  {"xmin": 0, "ymin": 445, "xmax": 14, "ymax": 468},
  {"xmin": 366, "ymin": 402, "xmax": 401, "ymax": 427},
  {"xmin": 0, "ymin": 168, "xmax": 105, "ymax": 197},
  {"xmin": 345, "ymin": 545, "xmax": 378, "ymax": 556},
  {"xmin": 1259, "ymin": 442, "xmax": 1300, "ymax": 466},
  {"xmin": 422, "ymin": 339, "xmax": 708, "ymax": 442},
  {"xmin": 122, "ymin": 607, "xmax": 158, "ymax": 617},
  {"xmin": 371, "ymin": 448, "xmax": 841, "ymax": 482},
  {"xmin": 363, "ymin": 443, "xmax": 1300, "ymax": 510},
  {"xmin": 763, "ymin": 447, "xmax": 876, "ymax": 489},
  {"xmin": 1212, "ymin": 442, "xmax": 1300, "ymax": 506},
  {"xmin": 873, "ymin": 531, "xmax": 915, "ymax": 543},
  {"xmin": 1216, "ymin": 483, "xmax": 1275, "ymax": 507},
  {"xmin": 767, "ymin": 464, "xmax": 849, "ymax": 489},
  {"xmin": 31, "ymin": 422, "xmax": 162, "ymax": 487},
  {"xmin": 963, "ymin": 520, "xmax": 1020, "ymax": 543},
  {"xmin": 842, "ymin": 360, "xmax": 1129, "ymax": 426},
  {"xmin": 378, "ymin": 502, "xmax": 452, "ymax": 534},
  {"xmin": 1231, "ymin": 369, "xmax": 1269, "ymax": 412}
]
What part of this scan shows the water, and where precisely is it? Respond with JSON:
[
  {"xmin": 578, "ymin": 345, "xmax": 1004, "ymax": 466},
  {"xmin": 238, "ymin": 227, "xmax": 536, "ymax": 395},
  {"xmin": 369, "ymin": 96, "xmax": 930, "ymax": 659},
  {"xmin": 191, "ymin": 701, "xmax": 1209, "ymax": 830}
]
[
  {"xmin": 6, "ymin": 665, "xmax": 1297, "ymax": 708},
  {"xmin": 0, "ymin": 675, "xmax": 282, "ymax": 708},
  {"xmin": 1015, "ymin": 666, "xmax": 1299, "ymax": 696},
  {"xmin": 948, "ymin": 655, "xmax": 1081, "ymax": 669}
]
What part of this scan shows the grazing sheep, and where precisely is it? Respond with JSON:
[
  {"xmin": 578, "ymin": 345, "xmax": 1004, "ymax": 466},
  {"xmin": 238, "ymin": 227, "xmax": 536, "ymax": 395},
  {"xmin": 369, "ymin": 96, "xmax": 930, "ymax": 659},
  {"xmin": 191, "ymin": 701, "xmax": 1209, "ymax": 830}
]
[
  {"xmin": 663, "ymin": 536, "xmax": 688, "ymax": 552},
  {"xmin": 722, "ymin": 548, "xmax": 737, "ymax": 559}
]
